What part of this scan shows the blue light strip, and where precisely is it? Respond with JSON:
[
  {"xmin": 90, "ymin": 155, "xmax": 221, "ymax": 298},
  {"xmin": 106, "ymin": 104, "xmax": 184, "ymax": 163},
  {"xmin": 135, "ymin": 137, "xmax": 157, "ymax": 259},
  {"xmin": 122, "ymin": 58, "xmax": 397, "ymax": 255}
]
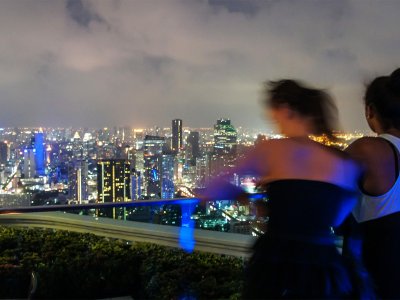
[{"xmin": 179, "ymin": 201, "xmax": 196, "ymax": 253}]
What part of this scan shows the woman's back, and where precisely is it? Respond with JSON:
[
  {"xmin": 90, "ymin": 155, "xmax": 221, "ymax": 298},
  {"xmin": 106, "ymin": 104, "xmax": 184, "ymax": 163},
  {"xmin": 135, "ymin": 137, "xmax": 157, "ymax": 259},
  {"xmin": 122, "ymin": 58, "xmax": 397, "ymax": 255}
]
[
  {"xmin": 266, "ymin": 179, "xmax": 357, "ymax": 239},
  {"xmin": 250, "ymin": 137, "xmax": 360, "ymax": 191}
]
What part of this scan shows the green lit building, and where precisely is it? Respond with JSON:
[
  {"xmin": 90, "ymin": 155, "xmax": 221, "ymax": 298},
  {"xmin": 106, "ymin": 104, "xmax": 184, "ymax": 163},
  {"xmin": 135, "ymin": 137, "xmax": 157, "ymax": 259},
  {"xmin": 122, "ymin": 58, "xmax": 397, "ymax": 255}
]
[{"xmin": 213, "ymin": 119, "xmax": 237, "ymax": 155}]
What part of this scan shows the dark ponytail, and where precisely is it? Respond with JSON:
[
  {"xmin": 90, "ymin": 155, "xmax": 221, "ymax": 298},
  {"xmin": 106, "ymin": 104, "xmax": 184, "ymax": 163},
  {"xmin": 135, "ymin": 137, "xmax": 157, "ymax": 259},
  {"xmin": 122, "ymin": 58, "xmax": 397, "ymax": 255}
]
[
  {"xmin": 365, "ymin": 68, "xmax": 400, "ymax": 130},
  {"xmin": 389, "ymin": 68, "xmax": 400, "ymax": 94},
  {"xmin": 264, "ymin": 80, "xmax": 338, "ymax": 137}
]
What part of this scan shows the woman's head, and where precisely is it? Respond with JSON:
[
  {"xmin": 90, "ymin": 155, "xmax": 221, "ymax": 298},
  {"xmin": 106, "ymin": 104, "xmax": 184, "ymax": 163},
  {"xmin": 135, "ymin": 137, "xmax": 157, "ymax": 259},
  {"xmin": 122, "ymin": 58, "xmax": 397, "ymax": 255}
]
[
  {"xmin": 263, "ymin": 79, "xmax": 338, "ymax": 137},
  {"xmin": 364, "ymin": 68, "xmax": 400, "ymax": 133}
]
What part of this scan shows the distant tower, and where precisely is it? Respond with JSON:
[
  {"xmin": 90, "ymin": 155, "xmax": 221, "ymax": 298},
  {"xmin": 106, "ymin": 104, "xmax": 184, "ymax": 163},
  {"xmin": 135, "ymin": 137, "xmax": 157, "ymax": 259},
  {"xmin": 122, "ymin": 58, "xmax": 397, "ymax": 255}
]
[
  {"xmin": 0, "ymin": 141, "xmax": 8, "ymax": 165},
  {"xmin": 172, "ymin": 119, "xmax": 183, "ymax": 153},
  {"xmin": 134, "ymin": 149, "xmax": 145, "ymax": 174},
  {"xmin": 143, "ymin": 135, "xmax": 166, "ymax": 197},
  {"xmin": 34, "ymin": 132, "xmax": 45, "ymax": 176},
  {"xmin": 68, "ymin": 160, "xmax": 88, "ymax": 203},
  {"xmin": 97, "ymin": 159, "xmax": 131, "ymax": 219},
  {"xmin": 131, "ymin": 171, "xmax": 142, "ymax": 200},
  {"xmin": 187, "ymin": 131, "xmax": 200, "ymax": 165},
  {"xmin": 161, "ymin": 153, "xmax": 175, "ymax": 199},
  {"xmin": 213, "ymin": 119, "xmax": 237, "ymax": 155},
  {"xmin": 72, "ymin": 131, "xmax": 82, "ymax": 160},
  {"xmin": 196, "ymin": 155, "xmax": 210, "ymax": 188},
  {"xmin": 133, "ymin": 149, "xmax": 145, "ymax": 195},
  {"xmin": 133, "ymin": 129, "xmax": 145, "ymax": 150},
  {"xmin": 23, "ymin": 148, "xmax": 36, "ymax": 178}
]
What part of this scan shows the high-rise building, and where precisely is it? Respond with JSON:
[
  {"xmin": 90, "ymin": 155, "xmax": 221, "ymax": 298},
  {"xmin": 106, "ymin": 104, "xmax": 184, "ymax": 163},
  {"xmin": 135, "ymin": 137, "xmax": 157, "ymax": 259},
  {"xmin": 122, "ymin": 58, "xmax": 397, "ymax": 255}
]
[
  {"xmin": 174, "ymin": 151, "xmax": 185, "ymax": 185},
  {"xmin": 134, "ymin": 149, "xmax": 145, "ymax": 173},
  {"xmin": 68, "ymin": 160, "xmax": 88, "ymax": 203},
  {"xmin": 213, "ymin": 119, "xmax": 237, "ymax": 155},
  {"xmin": 97, "ymin": 159, "xmax": 131, "ymax": 219},
  {"xmin": 23, "ymin": 133, "xmax": 46, "ymax": 178},
  {"xmin": 47, "ymin": 142, "xmax": 61, "ymax": 165},
  {"xmin": 0, "ymin": 167, "xmax": 5, "ymax": 187},
  {"xmin": 131, "ymin": 171, "xmax": 142, "ymax": 200},
  {"xmin": 143, "ymin": 135, "xmax": 166, "ymax": 197},
  {"xmin": 172, "ymin": 119, "xmax": 183, "ymax": 152},
  {"xmin": 144, "ymin": 135, "xmax": 165, "ymax": 155},
  {"xmin": 196, "ymin": 155, "xmax": 210, "ymax": 188},
  {"xmin": 161, "ymin": 153, "xmax": 175, "ymax": 199},
  {"xmin": 0, "ymin": 141, "xmax": 8, "ymax": 165},
  {"xmin": 209, "ymin": 153, "xmax": 237, "ymax": 177},
  {"xmin": 23, "ymin": 148, "xmax": 36, "ymax": 178},
  {"xmin": 72, "ymin": 131, "xmax": 83, "ymax": 160},
  {"xmin": 34, "ymin": 132, "xmax": 45, "ymax": 176},
  {"xmin": 133, "ymin": 129, "xmax": 145, "ymax": 150},
  {"xmin": 187, "ymin": 131, "xmax": 200, "ymax": 165},
  {"xmin": 133, "ymin": 149, "xmax": 145, "ymax": 195}
]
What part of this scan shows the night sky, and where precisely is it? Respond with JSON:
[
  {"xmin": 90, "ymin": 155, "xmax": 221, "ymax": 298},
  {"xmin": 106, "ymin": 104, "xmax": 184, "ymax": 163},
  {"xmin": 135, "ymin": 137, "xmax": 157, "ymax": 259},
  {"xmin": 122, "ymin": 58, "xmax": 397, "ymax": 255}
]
[{"xmin": 0, "ymin": 0, "xmax": 399, "ymax": 131}]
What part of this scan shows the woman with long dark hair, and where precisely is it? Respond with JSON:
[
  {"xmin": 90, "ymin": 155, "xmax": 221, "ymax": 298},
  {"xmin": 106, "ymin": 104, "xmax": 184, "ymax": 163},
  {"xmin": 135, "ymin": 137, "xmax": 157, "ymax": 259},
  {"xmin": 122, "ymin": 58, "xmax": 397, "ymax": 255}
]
[
  {"xmin": 203, "ymin": 79, "xmax": 372, "ymax": 299},
  {"xmin": 346, "ymin": 68, "xmax": 400, "ymax": 299}
]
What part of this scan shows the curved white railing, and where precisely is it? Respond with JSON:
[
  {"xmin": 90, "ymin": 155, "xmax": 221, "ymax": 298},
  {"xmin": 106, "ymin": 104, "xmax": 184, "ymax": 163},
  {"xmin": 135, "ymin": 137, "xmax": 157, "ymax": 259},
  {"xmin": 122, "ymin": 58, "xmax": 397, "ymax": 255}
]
[{"xmin": 0, "ymin": 198, "xmax": 260, "ymax": 257}]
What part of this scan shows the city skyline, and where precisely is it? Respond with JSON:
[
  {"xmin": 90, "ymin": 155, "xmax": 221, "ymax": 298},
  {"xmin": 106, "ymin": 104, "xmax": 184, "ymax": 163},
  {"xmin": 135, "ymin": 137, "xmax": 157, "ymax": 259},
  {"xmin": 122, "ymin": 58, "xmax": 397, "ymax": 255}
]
[{"xmin": 0, "ymin": 0, "xmax": 399, "ymax": 130}]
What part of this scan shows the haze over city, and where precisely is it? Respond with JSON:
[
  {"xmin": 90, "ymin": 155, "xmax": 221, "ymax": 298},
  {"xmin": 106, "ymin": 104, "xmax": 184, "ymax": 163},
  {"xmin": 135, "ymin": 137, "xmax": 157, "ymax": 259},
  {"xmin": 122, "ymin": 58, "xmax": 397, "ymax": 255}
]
[{"xmin": 0, "ymin": 0, "xmax": 399, "ymax": 130}]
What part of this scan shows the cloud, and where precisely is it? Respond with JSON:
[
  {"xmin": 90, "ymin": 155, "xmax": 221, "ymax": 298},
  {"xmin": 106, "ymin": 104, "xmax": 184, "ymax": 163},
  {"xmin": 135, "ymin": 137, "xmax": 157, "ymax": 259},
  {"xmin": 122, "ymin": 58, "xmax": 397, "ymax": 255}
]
[
  {"xmin": 207, "ymin": 0, "xmax": 261, "ymax": 16},
  {"xmin": 0, "ymin": 0, "xmax": 399, "ymax": 131},
  {"xmin": 66, "ymin": 0, "xmax": 104, "ymax": 28}
]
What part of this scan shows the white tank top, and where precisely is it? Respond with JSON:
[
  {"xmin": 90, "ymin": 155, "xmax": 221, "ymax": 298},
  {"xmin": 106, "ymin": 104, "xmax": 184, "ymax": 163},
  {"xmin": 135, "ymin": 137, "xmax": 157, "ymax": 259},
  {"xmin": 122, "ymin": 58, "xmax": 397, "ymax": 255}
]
[{"xmin": 353, "ymin": 134, "xmax": 400, "ymax": 223}]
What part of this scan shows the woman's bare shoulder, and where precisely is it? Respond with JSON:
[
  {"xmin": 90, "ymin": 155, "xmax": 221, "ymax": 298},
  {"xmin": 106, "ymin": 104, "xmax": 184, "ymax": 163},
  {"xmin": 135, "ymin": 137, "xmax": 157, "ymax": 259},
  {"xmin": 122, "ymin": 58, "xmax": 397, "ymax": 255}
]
[{"xmin": 346, "ymin": 136, "xmax": 387, "ymax": 158}]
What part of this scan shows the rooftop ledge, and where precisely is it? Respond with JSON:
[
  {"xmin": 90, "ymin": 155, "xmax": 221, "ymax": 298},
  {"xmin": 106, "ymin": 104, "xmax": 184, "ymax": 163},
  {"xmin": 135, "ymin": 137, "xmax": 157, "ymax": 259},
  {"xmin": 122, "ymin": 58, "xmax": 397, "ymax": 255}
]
[{"xmin": 0, "ymin": 211, "xmax": 256, "ymax": 258}]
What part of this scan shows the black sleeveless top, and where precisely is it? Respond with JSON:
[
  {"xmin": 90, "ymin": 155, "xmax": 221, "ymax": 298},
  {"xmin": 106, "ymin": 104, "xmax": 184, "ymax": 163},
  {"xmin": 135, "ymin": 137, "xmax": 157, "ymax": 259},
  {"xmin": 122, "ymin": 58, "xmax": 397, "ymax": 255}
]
[
  {"xmin": 243, "ymin": 180, "xmax": 373, "ymax": 299},
  {"xmin": 266, "ymin": 179, "xmax": 357, "ymax": 244}
]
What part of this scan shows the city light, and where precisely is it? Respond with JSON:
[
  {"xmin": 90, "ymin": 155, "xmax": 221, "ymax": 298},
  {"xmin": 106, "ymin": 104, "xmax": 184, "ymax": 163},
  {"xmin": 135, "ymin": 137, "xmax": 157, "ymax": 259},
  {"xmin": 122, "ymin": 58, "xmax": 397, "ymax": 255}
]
[{"xmin": 0, "ymin": 124, "xmax": 368, "ymax": 239}]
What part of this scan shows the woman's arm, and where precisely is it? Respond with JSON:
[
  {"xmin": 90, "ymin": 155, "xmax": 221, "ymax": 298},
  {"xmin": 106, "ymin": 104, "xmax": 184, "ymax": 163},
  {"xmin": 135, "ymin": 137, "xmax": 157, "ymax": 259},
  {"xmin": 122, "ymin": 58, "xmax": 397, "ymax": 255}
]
[{"xmin": 201, "ymin": 143, "xmax": 267, "ymax": 201}]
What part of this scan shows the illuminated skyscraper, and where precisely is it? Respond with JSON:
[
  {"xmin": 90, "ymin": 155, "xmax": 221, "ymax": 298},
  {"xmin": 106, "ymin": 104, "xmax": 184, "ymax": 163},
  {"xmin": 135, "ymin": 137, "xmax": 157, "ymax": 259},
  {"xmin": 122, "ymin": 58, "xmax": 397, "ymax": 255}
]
[
  {"xmin": 143, "ymin": 135, "xmax": 166, "ymax": 197},
  {"xmin": 187, "ymin": 131, "xmax": 200, "ymax": 165},
  {"xmin": 213, "ymin": 119, "xmax": 237, "ymax": 155},
  {"xmin": 196, "ymin": 155, "xmax": 210, "ymax": 188},
  {"xmin": 131, "ymin": 171, "xmax": 142, "ymax": 200},
  {"xmin": 134, "ymin": 149, "xmax": 145, "ymax": 174},
  {"xmin": 97, "ymin": 159, "xmax": 131, "ymax": 218},
  {"xmin": 0, "ymin": 141, "xmax": 7, "ymax": 165},
  {"xmin": 68, "ymin": 160, "xmax": 88, "ymax": 203},
  {"xmin": 72, "ymin": 131, "xmax": 83, "ymax": 160},
  {"xmin": 133, "ymin": 129, "xmax": 145, "ymax": 150},
  {"xmin": 174, "ymin": 151, "xmax": 185, "ymax": 184},
  {"xmin": 23, "ymin": 133, "xmax": 46, "ymax": 178},
  {"xmin": 161, "ymin": 153, "xmax": 175, "ymax": 199},
  {"xmin": 34, "ymin": 132, "xmax": 45, "ymax": 176},
  {"xmin": 172, "ymin": 119, "xmax": 182, "ymax": 152},
  {"xmin": 23, "ymin": 148, "xmax": 36, "ymax": 178}
]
